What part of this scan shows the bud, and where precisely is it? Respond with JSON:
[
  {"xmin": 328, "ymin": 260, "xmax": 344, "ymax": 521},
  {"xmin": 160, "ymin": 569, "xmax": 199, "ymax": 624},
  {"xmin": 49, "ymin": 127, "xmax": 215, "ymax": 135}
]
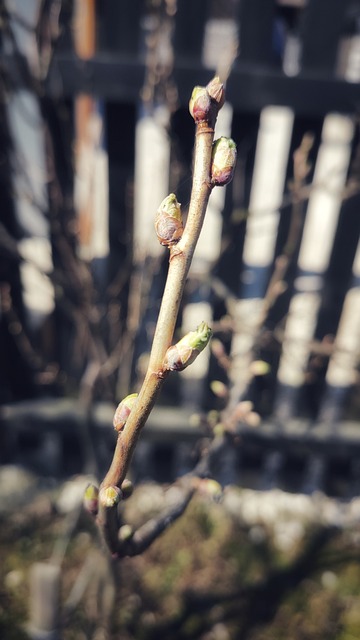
[
  {"xmin": 211, "ymin": 137, "xmax": 237, "ymax": 187},
  {"xmin": 118, "ymin": 524, "xmax": 134, "ymax": 542},
  {"xmin": 189, "ymin": 86, "xmax": 212, "ymax": 123},
  {"xmin": 213, "ymin": 422, "xmax": 225, "ymax": 437},
  {"xmin": 113, "ymin": 393, "xmax": 138, "ymax": 432},
  {"xmin": 121, "ymin": 478, "xmax": 134, "ymax": 500},
  {"xmin": 206, "ymin": 76, "xmax": 225, "ymax": 110},
  {"xmin": 195, "ymin": 478, "xmax": 223, "ymax": 501},
  {"xmin": 246, "ymin": 411, "xmax": 261, "ymax": 428},
  {"xmin": 233, "ymin": 400, "xmax": 254, "ymax": 421},
  {"xmin": 249, "ymin": 360, "xmax": 271, "ymax": 377},
  {"xmin": 163, "ymin": 321, "xmax": 212, "ymax": 372},
  {"xmin": 99, "ymin": 485, "xmax": 122, "ymax": 508},
  {"xmin": 210, "ymin": 380, "xmax": 228, "ymax": 399},
  {"xmin": 155, "ymin": 194, "xmax": 183, "ymax": 246},
  {"xmin": 83, "ymin": 483, "xmax": 99, "ymax": 516}
]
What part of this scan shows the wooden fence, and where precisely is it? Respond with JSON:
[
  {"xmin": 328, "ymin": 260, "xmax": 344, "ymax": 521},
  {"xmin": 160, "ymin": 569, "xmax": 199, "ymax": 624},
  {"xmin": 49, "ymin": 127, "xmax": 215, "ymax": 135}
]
[{"xmin": 1, "ymin": 0, "xmax": 360, "ymax": 495}]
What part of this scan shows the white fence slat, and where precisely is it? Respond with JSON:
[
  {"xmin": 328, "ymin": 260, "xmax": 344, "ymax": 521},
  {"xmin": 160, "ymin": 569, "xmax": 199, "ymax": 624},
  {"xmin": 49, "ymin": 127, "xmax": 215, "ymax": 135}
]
[
  {"xmin": 298, "ymin": 115, "xmax": 354, "ymax": 274},
  {"xmin": 276, "ymin": 114, "xmax": 355, "ymax": 408},
  {"xmin": 242, "ymin": 106, "xmax": 294, "ymax": 272},
  {"xmin": 133, "ymin": 108, "xmax": 171, "ymax": 259},
  {"xmin": 75, "ymin": 100, "xmax": 109, "ymax": 261},
  {"xmin": 19, "ymin": 238, "xmax": 55, "ymax": 323},
  {"xmin": 322, "ymin": 239, "xmax": 360, "ymax": 396},
  {"xmin": 229, "ymin": 107, "xmax": 294, "ymax": 404},
  {"xmin": 27, "ymin": 562, "xmax": 61, "ymax": 639}
]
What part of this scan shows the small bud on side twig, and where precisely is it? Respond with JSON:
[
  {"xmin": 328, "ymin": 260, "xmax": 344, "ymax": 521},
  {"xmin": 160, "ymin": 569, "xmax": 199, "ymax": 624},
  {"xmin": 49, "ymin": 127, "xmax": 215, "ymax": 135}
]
[
  {"xmin": 249, "ymin": 360, "xmax": 271, "ymax": 376},
  {"xmin": 210, "ymin": 380, "xmax": 229, "ymax": 399},
  {"xmin": 163, "ymin": 321, "xmax": 212, "ymax": 372},
  {"xmin": 99, "ymin": 486, "xmax": 122, "ymax": 508},
  {"xmin": 83, "ymin": 484, "xmax": 99, "ymax": 516},
  {"xmin": 211, "ymin": 137, "xmax": 237, "ymax": 187},
  {"xmin": 193, "ymin": 477, "xmax": 223, "ymax": 501},
  {"xmin": 155, "ymin": 194, "xmax": 183, "ymax": 247},
  {"xmin": 189, "ymin": 86, "xmax": 212, "ymax": 123},
  {"xmin": 113, "ymin": 393, "xmax": 138, "ymax": 432},
  {"xmin": 121, "ymin": 478, "xmax": 134, "ymax": 500},
  {"xmin": 118, "ymin": 524, "xmax": 134, "ymax": 542}
]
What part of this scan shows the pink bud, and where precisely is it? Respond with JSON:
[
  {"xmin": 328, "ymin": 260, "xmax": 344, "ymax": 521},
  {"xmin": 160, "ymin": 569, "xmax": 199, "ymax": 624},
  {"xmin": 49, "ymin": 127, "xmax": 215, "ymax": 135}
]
[
  {"xmin": 113, "ymin": 393, "xmax": 138, "ymax": 431},
  {"xmin": 206, "ymin": 76, "xmax": 225, "ymax": 110},
  {"xmin": 155, "ymin": 194, "xmax": 183, "ymax": 247},
  {"xmin": 211, "ymin": 137, "xmax": 237, "ymax": 187},
  {"xmin": 163, "ymin": 322, "xmax": 212, "ymax": 372},
  {"xmin": 189, "ymin": 86, "xmax": 212, "ymax": 123}
]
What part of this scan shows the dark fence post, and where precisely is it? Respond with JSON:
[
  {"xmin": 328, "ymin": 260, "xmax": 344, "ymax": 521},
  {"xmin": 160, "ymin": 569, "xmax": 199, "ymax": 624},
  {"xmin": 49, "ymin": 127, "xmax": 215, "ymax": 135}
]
[
  {"xmin": 236, "ymin": 0, "xmax": 278, "ymax": 66},
  {"xmin": 300, "ymin": 0, "xmax": 353, "ymax": 74}
]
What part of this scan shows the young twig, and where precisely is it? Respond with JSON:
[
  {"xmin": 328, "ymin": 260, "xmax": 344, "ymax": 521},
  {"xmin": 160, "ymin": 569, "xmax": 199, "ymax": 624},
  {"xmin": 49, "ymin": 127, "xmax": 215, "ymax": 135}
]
[{"xmin": 94, "ymin": 77, "xmax": 237, "ymax": 556}]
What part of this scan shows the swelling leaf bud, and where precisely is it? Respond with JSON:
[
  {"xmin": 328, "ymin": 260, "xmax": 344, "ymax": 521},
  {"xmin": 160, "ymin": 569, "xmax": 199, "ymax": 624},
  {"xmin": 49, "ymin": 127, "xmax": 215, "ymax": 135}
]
[
  {"xmin": 211, "ymin": 137, "xmax": 237, "ymax": 187},
  {"xmin": 83, "ymin": 483, "xmax": 99, "ymax": 516},
  {"xmin": 163, "ymin": 321, "xmax": 212, "ymax": 372},
  {"xmin": 99, "ymin": 485, "xmax": 122, "ymax": 508},
  {"xmin": 189, "ymin": 86, "xmax": 212, "ymax": 123},
  {"xmin": 119, "ymin": 524, "xmax": 134, "ymax": 542},
  {"xmin": 249, "ymin": 360, "xmax": 271, "ymax": 376},
  {"xmin": 113, "ymin": 393, "xmax": 138, "ymax": 432},
  {"xmin": 206, "ymin": 76, "xmax": 225, "ymax": 110},
  {"xmin": 155, "ymin": 194, "xmax": 183, "ymax": 246},
  {"xmin": 210, "ymin": 380, "xmax": 229, "ymax": 399},
  {"xmin": 197, "ymin": 478, "xmax": 223, "ymax": 501},
  {"xmin": 121, "ymin": 478, "xmax": 134, "ymax": 500}
]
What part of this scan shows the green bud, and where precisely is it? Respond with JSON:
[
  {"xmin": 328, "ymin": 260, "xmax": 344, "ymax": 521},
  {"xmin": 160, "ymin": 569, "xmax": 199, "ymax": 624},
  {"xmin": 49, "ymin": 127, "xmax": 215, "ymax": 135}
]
[
  {"xmin": 206, "ymin": 76, "xmax": 225, "ymax": 110},
  {"xmin": 249, "ymin": 360, "xmax": 271, "ymax": 376},
  {"xmin": 118, "ymin": 524, "xmax": 134, "ymax": 542},
  {"xmin": 213, "ymin": 422, "xmax": 225, "ymax": 437},
  {"xmin": 113, "ymin": 393, "xmax": 138, "ymax": 432},
  {"xmin": 189, "ymin": 86, "xmax": 212, "ymax": 123},
  {"xmin": 195, "ymin": 478, "xmax": 223, "ymax": 500},
  {"xmin": 83, "ymin": 483, "xmax": 99, "ymax": 516},
  {"xmin": 99, "ymin": 485, "xmax": 122, "ymax": 508},
  {"xmin": 210, "ymin": 380, "xmax": 228, "ymax": 399},
  {"xmin": 163, "ymin": 321, "xmax": 212, "ymax": 372},
  {"xmin": 211, "ymin": 137, "xmax": 237, "ymax": 187},
  {"xmin": 155, "ymin": 194, "xmax": 183, "ymax": 246}
]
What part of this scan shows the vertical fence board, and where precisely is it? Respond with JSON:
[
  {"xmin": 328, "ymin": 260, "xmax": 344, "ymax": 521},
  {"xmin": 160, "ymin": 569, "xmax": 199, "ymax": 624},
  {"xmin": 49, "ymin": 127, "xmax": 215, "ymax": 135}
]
[
  {"xmin": 275, "ymin": 114, "xmax": 355, "ymax": 420},
  {"xmin": 133, "ymin": 109, "xmax": 171, "ymax": 260},
  {"xmin": 173, "ymin": 0, "xmax": 210, "ymax": 60},
  {"xmin": 28, "ymin": 563, "xmax": 61, "ymax": 639},
  {"xmin": 319, "ymin": 229, "xmax": 360, "ymax": 423},
  {"xmin": 300, "ymin": 0, "xmax": 352, "ymax": 74},
  {"xmin": 106, "ymin": 102, "xmax": 136, "ymax": 286},
  {"xmin": 237, "ymin": 0, "xmax": 277, "ymax": 65},
  {"xmin": 96, "ymin": 0, "xmax": 145, "ymax": 54},
  {"xmin": 228, "ymin": 106, "xmax": 294, "ymax": 408}
]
